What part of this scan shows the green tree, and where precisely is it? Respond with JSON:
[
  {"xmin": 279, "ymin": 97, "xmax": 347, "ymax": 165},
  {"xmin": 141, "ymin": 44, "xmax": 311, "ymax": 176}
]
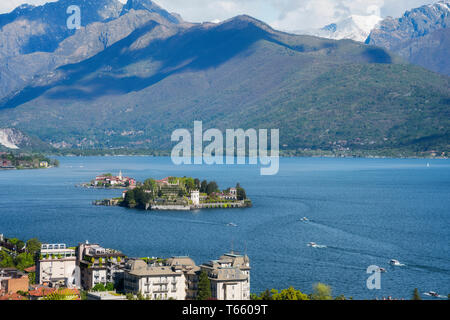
[
  {"xmin": 412, "ymin": 288, "xmax": 421, "ymax": 300},
  {"xmin": 311, "ymin": 283, "xmax": 333, "ymax": 300},
  {"xmin": 143, "ymin": 178, "xmax": 157, "ymax": 192},
  {"xmin": 92, "ymin": 283, "xmax": 106, "ymax": 292},
  {"xmin": 8, "ymin": 238, "xmax": 25, "ymax": 250},
  {"xmin": 206, "ymin": 181, "xmax": 219, "ymax": 195},
  {"xmin": 26, "ymin": 238, "xmax": 41, "ymax": 256},
  {"xmin": 197, "ymin": 271, "xmax": 212, "ymax": 300},
  {"xmin": 15, "ymin": 253, "xmax": 34, "ymax": 270},
  {"xmin": 105, "ymin": 282, "xmax": 115, "ymax": 291},
  {"xmin": 0, "ymin": 251, "xmax": 14, "ymax": 268},
  {"xmin": 28, "ymin": 272, "xmax": 36, "ymax": 285},
  {"xmin": 236, "ymin": 186, "xmax": 247, "ymax": 200},
  {"xmin": 200, "ymin": 180, "xmax": 208, "ymax": 193},
  {"xmin": 272, "ymin": 287, "xmax": 309, "ymax": 300}
]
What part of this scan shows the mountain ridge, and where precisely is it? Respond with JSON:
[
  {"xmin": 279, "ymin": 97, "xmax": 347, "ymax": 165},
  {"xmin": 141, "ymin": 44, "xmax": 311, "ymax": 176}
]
[
  {"xmin": 0, "ymin": 0, "xmax": 448, "ymax": 156},
  {"xmin": 366, "ymin": 0, "xmax": 450, "ymax": 75}
]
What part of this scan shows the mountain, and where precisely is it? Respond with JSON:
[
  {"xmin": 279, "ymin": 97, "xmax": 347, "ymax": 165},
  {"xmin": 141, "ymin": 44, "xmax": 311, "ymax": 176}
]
[
  {"xmin": 0, "ymin": 2, "xmax": 448, "ymax": 156},
  {"xmin": 294, "ymin": 15, "xmax": 382, "ymax": 42},
  {"xmin": 0, "ymin": 0, "xmax": 189, "ymax": 99},
  {"xmin": 366, "ymin": 1, "xmax": 450, "ymax": 76},
  {"xmin": 0, "ymin": 128, "xmax": 50, "ymax": 150}
]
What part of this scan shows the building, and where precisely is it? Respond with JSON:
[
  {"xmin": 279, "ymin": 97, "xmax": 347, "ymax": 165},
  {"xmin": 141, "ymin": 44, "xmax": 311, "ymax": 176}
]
[
  {"xmin": 124, "ymin": 259, "xmax": 187, "ymax": 300},
  {"xmin": 36, "ymin": 244, "xmax": 77, "ymax": 288},
  {"xmin": 94, "ymin": 171, "xmax": 136, "ymax": 187},
  {"xmin": 39, "ymin": 161, "xmax": 49, "ymax": 168},
  {"xmin": 124, "ymin": 253, "xmax": 250, "ymax": 300},
  {"xmin": 0, "ymin": 268, "xmax": 29, "ymax": 295},
  {"xmin": 76, "ymin": 242, "xmax": 126, "ymax": 291},
  {"xmin": 191, "ymin": 190, "xmax": 200, "ymax": 206},
  {"xmin": 200, "ymin": 253, "xmax": 251, "ymax": 300}
]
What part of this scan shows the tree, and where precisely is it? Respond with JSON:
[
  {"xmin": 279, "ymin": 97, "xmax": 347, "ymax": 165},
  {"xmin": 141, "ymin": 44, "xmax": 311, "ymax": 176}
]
[
  {"xmin": 184, "ymin": 178, "xmax": 196, "ymax": 191},
  {"xmin": 200, "ymin": 180, "xmax": 208, "ymax": 193},
  {"xmin": 0, "ymin": 251, "xmax": 14, "ymax": 268},
  {"xmin": 412, "ymin": 288, "xmax": 421, "ymax": 300},
  {"xmin": 143, "ymin": 178, "xmax": 157, "ymax": 192},
  {"xmin": 28, "ymin": 272, "xmax": 36, "ymax": 285},
  {"xmin": 206, "ymin": 181, "xmax": 219, "ymax": 195},
  {"xmin": 236, "ymin": 187, "xmax": 247, "ymax": 200},
  {"xmin": 92, "ymin": 283, "xmax": 106, "ymax": 292},
  {"xmin": 8, "ymin": 238, "xmax": 25, "ymax": 250},
  {"xmin": 272, "ymin": 287, "xmax": 309, "ymax": 300},
  {"xmin": 197, "ymin": 271, "xmax": 212, "ymax": 300},
  {"xmin": 26, "ymin": 238, "xmax": 41, "ymax": 256},
  {"xmin": 311, "ymin": 283, "xmax": 333, "ymax": 300},
  {"xmin": 105, "ymin": 282, "xmax": 115, "ymax": 291},
  {"xmin": 15, "ymin": 253, "xmax": 34, "ymax": 270}
]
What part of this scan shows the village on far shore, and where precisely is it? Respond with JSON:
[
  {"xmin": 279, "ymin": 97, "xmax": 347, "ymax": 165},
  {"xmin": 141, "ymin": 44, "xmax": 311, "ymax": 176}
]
[{"xmin": 86, "ymin": 172, "xmax": 252, "ymax": 211}]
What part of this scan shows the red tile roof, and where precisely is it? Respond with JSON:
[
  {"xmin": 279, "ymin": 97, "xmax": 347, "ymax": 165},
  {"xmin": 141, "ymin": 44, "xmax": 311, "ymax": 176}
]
[{"xmin": 24, "ymin": 266, "xmax": 36, "ymax": 273}]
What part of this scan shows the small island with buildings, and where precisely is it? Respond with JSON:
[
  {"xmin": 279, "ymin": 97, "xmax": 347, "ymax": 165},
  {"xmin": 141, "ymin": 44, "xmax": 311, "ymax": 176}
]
[
  {"xmin": 0, "ymin": 152, "xmax": 59, "ymax": 170},
  {"xmin": 90, "ymin": 173, "xmax": 252, "ymax": 211}
]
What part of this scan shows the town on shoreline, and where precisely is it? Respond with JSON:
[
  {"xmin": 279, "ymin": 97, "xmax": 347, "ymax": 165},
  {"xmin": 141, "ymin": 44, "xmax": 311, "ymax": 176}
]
[
  {"xmin": 0, "ymin": 233, "xmax": 251, "ymax": 301},
  {"xmin": 86, "ymin": 172, "xmax": 252, "ymax": 211},
  {"xmin": 0, "ymin": 152, "xmax": 59, "ymax": 170}
]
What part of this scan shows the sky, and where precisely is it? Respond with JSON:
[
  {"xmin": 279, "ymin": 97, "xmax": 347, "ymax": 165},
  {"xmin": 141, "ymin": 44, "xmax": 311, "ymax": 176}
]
[{"xmin": 0, "ymin": 0, "xmax": 440, "ymax": 30}]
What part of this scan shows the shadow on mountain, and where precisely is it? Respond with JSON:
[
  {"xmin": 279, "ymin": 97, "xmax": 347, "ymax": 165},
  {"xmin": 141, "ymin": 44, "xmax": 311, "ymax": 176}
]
[
  {"xmin": 1, "ymin": 18, "xmax": 305, "ymax": 108},
  {"xmin": 363, "ymin": 47, "xmax": 392, "ymax": 63}
]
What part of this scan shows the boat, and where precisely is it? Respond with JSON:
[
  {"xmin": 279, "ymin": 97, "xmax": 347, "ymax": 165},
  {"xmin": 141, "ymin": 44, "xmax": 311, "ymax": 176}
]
[
  {"xmin": 300, "ymin": 217, "xmax": 309, "ymax": 222},
  {"xmin": 377, "ymin": 267, "xmax": 387, "ymax": 273},
  {"xmin": 424, "ymin": 291, "xmax": 439, "ymax": 297},
  {"xmin": 427, "ymin": 163, "xmax": 430, "ymax": 168},
  {"xmin": 227, "ymin": 223, "xmax": 238, "ymax": 227},
  {"xmin": 307, "ymin": 242, "xmax": 326, "ymax": 248},
  {"xmin": 389, "ymin": 259, "xmax": 403, "ymax": 266}
]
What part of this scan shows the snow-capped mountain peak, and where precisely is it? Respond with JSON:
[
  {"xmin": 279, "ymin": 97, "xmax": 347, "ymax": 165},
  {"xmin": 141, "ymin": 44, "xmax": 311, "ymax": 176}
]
[{"xmin": 293, "ymin": 14, "xmax": 382, "ymax": 42}]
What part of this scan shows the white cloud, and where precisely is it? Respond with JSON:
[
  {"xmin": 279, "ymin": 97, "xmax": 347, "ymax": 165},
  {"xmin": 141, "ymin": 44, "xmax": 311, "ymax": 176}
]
[
  {"xmin": 0, "ymin": 0, "xmax": 440, "ymax": 31},
  {"xmin": 0, "ymin": 0, "xmax": 57, "ymax": 14}
]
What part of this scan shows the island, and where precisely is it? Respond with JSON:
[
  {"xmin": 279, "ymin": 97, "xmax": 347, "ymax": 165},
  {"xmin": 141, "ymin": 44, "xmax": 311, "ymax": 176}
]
[
  {"xmin": 0, "ymin": 152, "xmax": 59, "ymax": 170},
  {"xmin": 81, "ymin": 171, "xmax": 136, "ymax": 189},
  {"xmin": 92, "ymin": 176, "xmax": 252, "ymax": 211}
]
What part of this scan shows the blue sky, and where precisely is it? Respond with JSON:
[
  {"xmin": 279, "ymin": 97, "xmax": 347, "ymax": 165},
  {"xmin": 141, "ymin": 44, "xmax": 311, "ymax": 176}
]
[{"xmin": 0, "ymin": 0, "xmax": 440, "ymax": 30}]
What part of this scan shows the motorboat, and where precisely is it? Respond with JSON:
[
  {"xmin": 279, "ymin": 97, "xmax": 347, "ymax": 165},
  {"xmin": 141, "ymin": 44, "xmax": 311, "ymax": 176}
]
[
  {"xmin": 389, "ymin": 259, "xmax": 403, "ymax": 266},
  {"xmin": 227, "ymin": 223, "xmax": 238, "ymax": 227},
  {"xmin": 300, "ymin": 217, "xmax": 309, "ymax": 222},
  {"xmin": 424, "ymin": 291, "xmax": 439, "ymax": 297},
  {"xmin": 377, "ymin": 267, "xmax": 387, "ymax": 273},
  {"xmin": 307, "ymin": 242, "xmax": 326, "ymax": 248}
]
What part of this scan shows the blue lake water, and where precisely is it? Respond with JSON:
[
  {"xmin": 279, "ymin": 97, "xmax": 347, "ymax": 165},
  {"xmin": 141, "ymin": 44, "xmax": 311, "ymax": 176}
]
[{"xmin": 0, "ymin": 156, "xmax": 449, "ymax": 299}]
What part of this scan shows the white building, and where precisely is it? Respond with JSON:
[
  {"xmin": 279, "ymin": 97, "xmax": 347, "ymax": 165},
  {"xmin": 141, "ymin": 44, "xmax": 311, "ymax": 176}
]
[
  {"xmin": 191, "ymin": 190, "xmax": 200, "ymax": 206},
  {"xmin": 200, "ymin": 253, "xmax": 251, "ymax": 300},
  {"xmin": 36, "ymin": 244, "xmax": 78, "ymax": 288},
  {"xmin": 124, "ymin": 259, "xmax": 189, "ymax": 300}
]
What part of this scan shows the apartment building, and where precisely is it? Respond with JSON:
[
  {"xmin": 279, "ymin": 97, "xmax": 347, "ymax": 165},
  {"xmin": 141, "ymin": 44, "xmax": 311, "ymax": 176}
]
[
  {"xmin": 200, "ymin": 253, "xmax": 251, "ymax": 300},
  {"xmin": 124, "ymin": 253, "xmax": 250, "ymax": 300},
  {"xmin": 76, "ymin": 242, "xmax": 126, "ymax": 291},
  {"xmin": 36, "ymin": 243, "xmax": 77, "ymax": 288}
]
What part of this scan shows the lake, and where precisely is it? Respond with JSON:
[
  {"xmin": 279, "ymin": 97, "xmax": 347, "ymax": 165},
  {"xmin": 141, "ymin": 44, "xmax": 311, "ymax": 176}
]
[{"xmin": 0, "ymin": 156, "xmax": 449, "ymax": 299}]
